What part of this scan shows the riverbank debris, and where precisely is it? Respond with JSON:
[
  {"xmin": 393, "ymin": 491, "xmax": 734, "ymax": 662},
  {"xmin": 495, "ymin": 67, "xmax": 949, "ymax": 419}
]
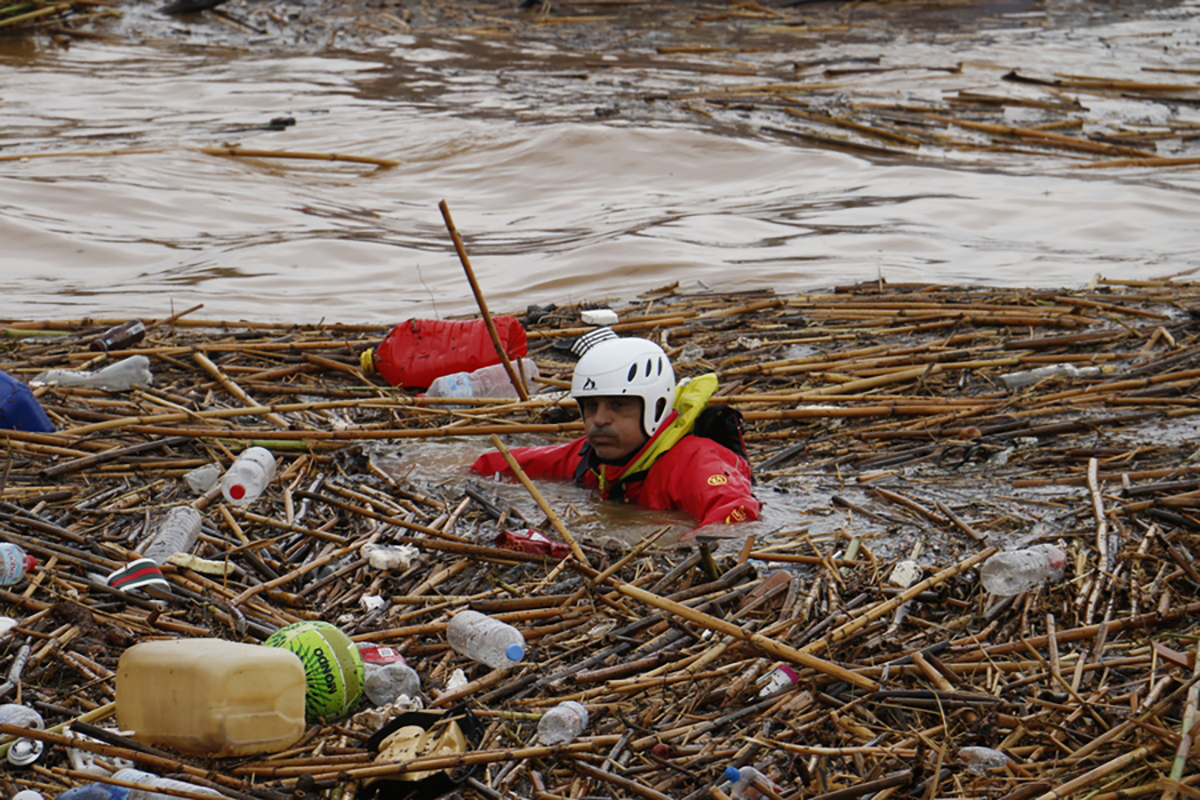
[{"xmin": 4, "ymin": 278, "xmax": 1200, "ymax": 799}]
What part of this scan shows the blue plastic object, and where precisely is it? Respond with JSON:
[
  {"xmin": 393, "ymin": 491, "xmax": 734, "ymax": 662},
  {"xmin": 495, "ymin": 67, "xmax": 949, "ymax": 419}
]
[
  {"xmin": 0, "ymin": 370, "xmax": 54, "ymax": 432},
  {"xmin": 54, "ymin": 784, "xmax": 129, "ymax": 800}
]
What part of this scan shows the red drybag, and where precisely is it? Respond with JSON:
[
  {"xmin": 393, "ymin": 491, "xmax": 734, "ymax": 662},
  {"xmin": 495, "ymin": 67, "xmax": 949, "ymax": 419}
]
[{"xmin": 370, "ymin": 317, "xmax": 528, "ymax": 389}]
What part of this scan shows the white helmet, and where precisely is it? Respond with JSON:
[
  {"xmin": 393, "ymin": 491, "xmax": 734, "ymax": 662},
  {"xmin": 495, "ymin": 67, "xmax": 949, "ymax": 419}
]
[{"xmin": 572, "ymin": 337, "xmax": 676, "ymax": 438}]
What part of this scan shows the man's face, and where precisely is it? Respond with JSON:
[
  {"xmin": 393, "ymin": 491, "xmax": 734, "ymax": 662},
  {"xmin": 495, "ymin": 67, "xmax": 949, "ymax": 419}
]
[{"xmin": 579, "ymin": 396, "xmax": 647, "ymax": 461}]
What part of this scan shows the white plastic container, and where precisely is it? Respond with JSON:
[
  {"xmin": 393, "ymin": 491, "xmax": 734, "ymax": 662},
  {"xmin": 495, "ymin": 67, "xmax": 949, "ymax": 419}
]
[
  {"xmin": 724, "ymin": 766, "xmax": 780, "ymax": 800},
  {"xmin": 115, "ymin": 638, "xmax": 307, "ymax": 757},
  {"xmin": 425, "ymin": 358, "xmax": 540, "ymax": 403},
  {"xmin": 0, "ymin": 543, "xmax": 36, "ymax": 586},
  {"xmin": 32, "ymin": 355, "xmax": 153, "ymax": 392},
  {"xmin": 446, "ymin": 610, "xmax": 525, "ymax": 669},
  {"xmin": 361, "ymin": 543, "xmax": 418, "ymax": 571},
  {"xmin": 140, "ymin": 506, "xmax": 202, "ymax": 566},
  {"xmin": 112, "ymin": 768, "xmax": 224, "ymax": 800},
  {"xmin": 979, "ymin": 544, "xmax": 1067, "ymax": 596},
  {"xmin": 363, "ymin": 661, "xmax": 422, "ymax": 706},
  {"xmin": 537, "ymin": 700, "xmax": 588, "ymax": 745},
  {"xmin": 220, "ymin": 447, "xmax": 277, "ymax": 504},
  {"xmin": 959, "ymin": 746, "xmax": 1009, "ymax": 774},
  {"xmin": 0, "ymin": 703, "xmax": 45, "ymax": 732}
]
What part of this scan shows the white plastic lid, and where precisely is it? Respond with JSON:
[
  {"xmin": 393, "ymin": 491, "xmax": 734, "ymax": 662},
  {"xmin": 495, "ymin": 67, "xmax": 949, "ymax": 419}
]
[{"xmin": 506, "ymin": 643, "xmax": 525, "ymax": 662}]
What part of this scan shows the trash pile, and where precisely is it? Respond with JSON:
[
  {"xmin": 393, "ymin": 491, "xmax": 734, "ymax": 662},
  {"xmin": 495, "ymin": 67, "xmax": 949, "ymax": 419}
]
[{"xmin": 3, "ymin": 278, "xmax": 1200, "ymax": 799}]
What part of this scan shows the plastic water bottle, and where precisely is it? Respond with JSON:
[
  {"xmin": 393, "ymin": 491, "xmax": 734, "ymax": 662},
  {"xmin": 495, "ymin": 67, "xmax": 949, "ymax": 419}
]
[
  {"xmin": 140, "ymin": 506, "xmax": 202, "ymax": 565},
  {"xmin": 757, "ymin": 663, "xmax": 799, "ymax": 697},
  {"xmin": 90, "ymin": 320, "xmax": 147, "ymax": 353},
  {"xmin": 979, "ymin": 544, "xmax": 1067, "ymax": 596},
  {"xmin": 446, "ymin": 610, "xmax": 525, "ymax": 669},
  {"xmin": 221, "ymin": 447, "xmax": 277, "ymax": 504},
  {"xmin": 0, "ymin": 543, "xmax": 37, "ymax": 586},
  {"xmin": 363, "ymin": 661, "xmax": 422, "ymax": 705},
  {"xmin": 0, "ymin": 370, "xmax": 55, "ymax": 433},
  {"xmin": 537, "ymin": 700, "xmax": 588, "ymax": 745},
  {"xmin": 14, "ymin": 790, "xmax": 47, "ymax": 800},
  {"xmin": 959, "ymin": 746, "xmax": 1009, "ymax": 774},
  {"xmin": 724, "ymin": 766, "xmax": 780, "ymax": 800},
  {"xmin": 32, "ymin": 355, "xmax": 153, "ymax": 391},
  {"xmin": 425, "ymin": 358, "xmax": 540, "ymax": 403},
  {"xmin": 112, "ymin": 768, "xmax": 224, "ymax": 800},
  {"xmin": 1000, "ymin": 363, "xmax": 1102, "ymax": 389}
]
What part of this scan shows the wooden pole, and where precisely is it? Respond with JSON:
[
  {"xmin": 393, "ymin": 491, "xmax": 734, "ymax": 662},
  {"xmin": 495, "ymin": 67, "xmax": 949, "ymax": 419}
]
[{"xmin": 438, "ymin": 199, "xmax": 531, "ymax": 402}]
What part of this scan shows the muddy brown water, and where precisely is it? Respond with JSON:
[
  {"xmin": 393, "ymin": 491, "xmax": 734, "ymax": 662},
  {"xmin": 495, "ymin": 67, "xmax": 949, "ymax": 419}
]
[{"xmin": 1, "ymin": 0, "xmax": 1198, "ymax": 324}]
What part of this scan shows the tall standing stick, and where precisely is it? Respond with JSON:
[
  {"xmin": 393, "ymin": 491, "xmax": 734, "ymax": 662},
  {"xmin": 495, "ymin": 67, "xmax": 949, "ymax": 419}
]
[{"xmin": 438, "ymin": 200, "xmax": 530, "ymax": 402}]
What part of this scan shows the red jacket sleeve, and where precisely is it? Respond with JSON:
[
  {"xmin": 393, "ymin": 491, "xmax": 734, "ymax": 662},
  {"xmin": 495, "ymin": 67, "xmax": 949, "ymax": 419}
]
[
  {"xmin": 642, "ymin": 437, "xmax": 760, "ymax": 528},
  {"xmin": 470, "ymin": 439, "xmax": 588, "ymax": 482}
]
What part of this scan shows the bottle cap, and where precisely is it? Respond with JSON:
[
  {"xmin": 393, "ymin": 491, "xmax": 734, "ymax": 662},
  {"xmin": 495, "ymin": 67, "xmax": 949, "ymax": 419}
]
[
  {"xmin": 360, "ymin": 348, "xmax": 376, "ymax": 373},
  {"xmin": 505, "ymin": 643, "xmax": 525, "ymax": 662},
  {"xmin": 776, "ymin": 664, "xmax": 799, "ymax": 682},
  {"xmin": 22, "ymin": 555, "xmax": 36, "ymax": 573},
  {"xmin": 229, "ymin": 484, "xmax": 246, "ymax": 500},
  {"xmin": 724, "ymin": 766, "xmax": 742, "ymax": 783},
  {"xmin": 7, "ymin": 736, "xmax": 43, "ymax": 766}
]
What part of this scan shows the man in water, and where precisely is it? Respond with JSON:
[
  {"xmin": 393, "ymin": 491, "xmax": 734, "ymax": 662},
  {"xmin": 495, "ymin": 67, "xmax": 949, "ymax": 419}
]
[{"xmin": 471, "ymin": 334, "xmax": 760, "ymax": 531}]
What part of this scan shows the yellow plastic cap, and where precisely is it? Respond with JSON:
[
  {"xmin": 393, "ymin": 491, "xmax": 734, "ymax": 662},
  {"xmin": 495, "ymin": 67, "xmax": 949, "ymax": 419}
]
[{"xmin": 360, "ymin": 348, "xmax": 376, "ymax": 373}]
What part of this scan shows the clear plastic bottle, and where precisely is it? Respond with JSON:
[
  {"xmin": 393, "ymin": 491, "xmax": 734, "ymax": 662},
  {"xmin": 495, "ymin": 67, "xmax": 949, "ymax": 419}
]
[
  {"xmin": 959, "ymin": 746, "xmax": 1009, "ymax": 775},
  {"xmin": 32, "ymin": 355, "xmax": 153, "ymax": 392},
  {"xmin": 979, "ymin": 544, "xmax": 1067, "ymax": 596},
  {"xmin": 424, "ymin": 358, "xmax": 540, "ymax": 402},
  {"xmin": 1000, "ymin": 363, "xmax": 1101, "ymax": 389},
  {"xmin": 445, "ymin": 609, "xmax": 525, "ymax": 669},
  {"xmin": 183, "ymin": 463, "xmax": 221, "ymax": 495},
  {"xmin": 537, "ymin": 700, "xmax": 588, "ymax": 745},
  {"xmin": 220, "ymin": 447, "xmax": 277, "ymax": 504},
  {"xmin": 14, "ymin": 790, "xmax": 47, "ymax": 800},
  {"xmin": 724, "ymin": 766, "xmax": 780, "ymax": 800},
  {"xmin": 362, "ymin": 661, "xmax": 422, "ymax": 706},
  {"xmin": 140, "ymin": 506, "xmax": 202, "ymax": 566},
  {"xmin": 0, "ymin": 543, "xmax": 37, "ymax": 586},
  {"xmin": 112, "ymin": 768, "xmax": 224, "ymax": 800}
]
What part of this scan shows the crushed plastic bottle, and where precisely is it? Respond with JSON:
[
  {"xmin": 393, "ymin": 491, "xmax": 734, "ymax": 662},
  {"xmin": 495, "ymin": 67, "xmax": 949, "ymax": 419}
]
[
  {"xmin": 220, "ymin": 447, "xmax": 277, "ymax": 504},
  {"xmin": 183, "ymin": 463, "xmax": 221, "ymax": 494},
  {"xmin": 140, "ymin": 506, "xmax": 202, "ymax": 566},
  {"xmin": 0, "ymin": 543, "xmax": 37, "ymax": 586},
  {"xmin": 32, "ymin": 355, "xmax": 153, "ymax": 392},
  {"xmin": 1000, "ymin": 363, "xmax": 1102, "ymax": 389},
  {"xmin": 446, "ymin": 609, "xmax": 525, "ymax": 669},
  {"xmin": 959, "ymin": 746, "xmax": 1009, "ymax": 774},
  {"xmin": 424, "ymin": 358, "xmax": 540, "ymax": 404},
  {"xmin": 723, "ymin": 765, "xmax": 781, "ymax": 800},
  {"xmin": 979, "ymin": 544, "xmax": 1067, "ymax": 596},
  {"xmin": 112, "ymin": 768, "xmax": 225, "ymax": 800},
  {"xmin": 363, "ymin": 661, "xmax": 422, "ymax": 706},
  {"xmin": 361, "ymin": 543, "xmax": 419, "ymax": 571},
  {"xmin": 537, "ymin": 700, "xmax": 588, "ymax": 745}
]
